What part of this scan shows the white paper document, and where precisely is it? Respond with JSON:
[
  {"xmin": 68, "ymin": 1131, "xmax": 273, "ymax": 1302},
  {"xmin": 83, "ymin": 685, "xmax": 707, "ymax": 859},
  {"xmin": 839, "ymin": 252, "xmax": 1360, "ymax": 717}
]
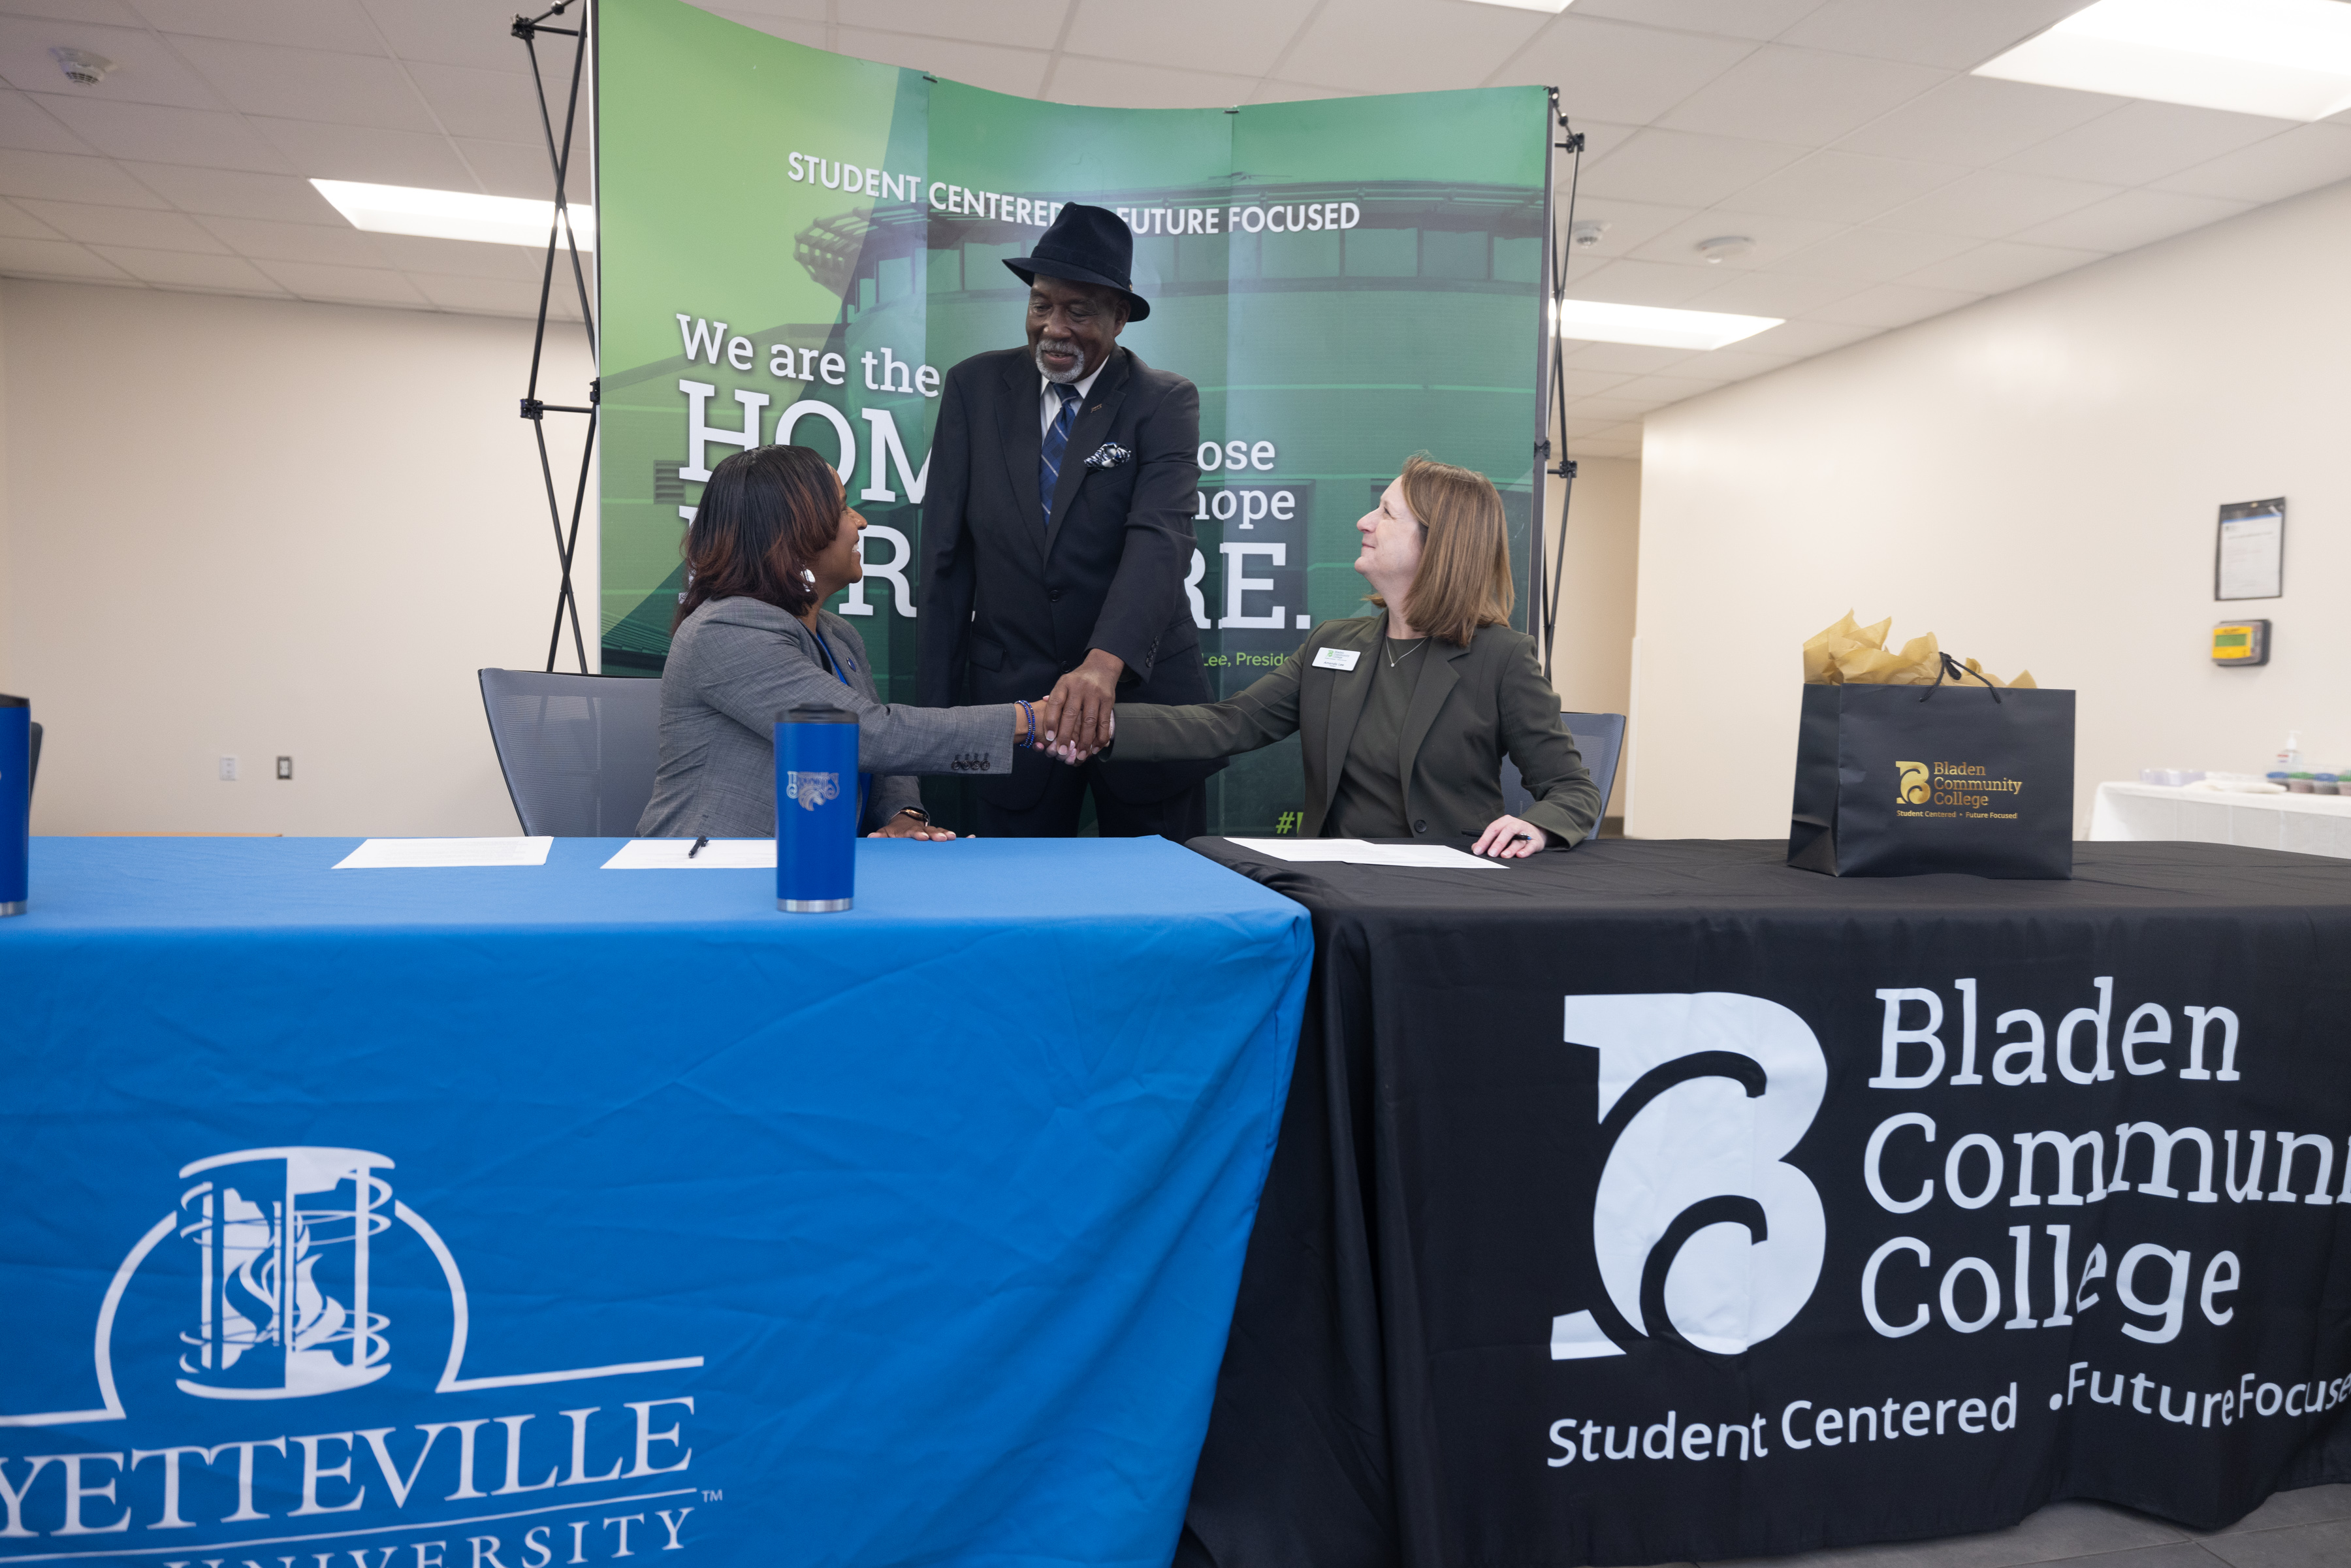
[
  {"xmin": 1224, "ymin": 837, "xmax": 1501, "ymax": 870},
  {"xmin": 332, "ymin": 837, "xmax": 553, "ymax": 869},
  {"xmin": 2217, "ymin": 510, "xmax": 2283, "ymax": 600},
  {"xmin": 600, "ymin": 837, "xmax": 776, "ymax": 869}
]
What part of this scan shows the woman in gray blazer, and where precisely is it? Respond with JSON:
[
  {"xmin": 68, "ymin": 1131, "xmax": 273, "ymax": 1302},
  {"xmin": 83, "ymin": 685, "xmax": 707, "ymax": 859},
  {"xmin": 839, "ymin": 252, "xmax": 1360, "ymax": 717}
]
[
  {"xmin": 637, "ymin": 445, "xmax": 1059, "ymax": 840},
  {"xmin": 1077, "ymin": 456, "xmax": 1601, "ymax": 856}
]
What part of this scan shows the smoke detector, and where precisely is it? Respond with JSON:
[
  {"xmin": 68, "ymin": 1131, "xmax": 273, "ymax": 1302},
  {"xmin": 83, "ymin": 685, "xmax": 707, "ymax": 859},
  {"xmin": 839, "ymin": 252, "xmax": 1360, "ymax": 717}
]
[
  {"xmin": 1695, "ymin": 235, "xmax": 1753, "ymax": 264},
  {"xmin": 51, "ymin": 47, "xmax": 116, "ymax": 86},
  {"xmin": 1569, "ymin": 218, "xmax": 1609, "ymax": 251}
]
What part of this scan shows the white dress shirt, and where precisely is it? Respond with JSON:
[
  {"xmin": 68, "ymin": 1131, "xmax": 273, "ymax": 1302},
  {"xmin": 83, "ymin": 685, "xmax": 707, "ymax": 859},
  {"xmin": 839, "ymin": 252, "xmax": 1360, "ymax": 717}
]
[{"xmin": 1039, "ymin": 361, "xmax": 1105, "ymax": 439}]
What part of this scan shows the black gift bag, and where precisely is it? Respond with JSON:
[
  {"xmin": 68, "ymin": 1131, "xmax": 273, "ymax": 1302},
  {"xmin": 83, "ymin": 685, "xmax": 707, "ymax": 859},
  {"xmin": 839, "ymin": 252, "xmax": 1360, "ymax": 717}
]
[{"xmin": 1788, "ymin": 656, "xmax": 2075, "ymax": 879}]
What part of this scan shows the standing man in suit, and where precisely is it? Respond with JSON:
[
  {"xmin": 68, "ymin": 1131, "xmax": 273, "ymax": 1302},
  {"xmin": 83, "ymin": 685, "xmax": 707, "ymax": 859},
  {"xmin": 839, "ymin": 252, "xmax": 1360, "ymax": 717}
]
[{"xmin": 917, "ymin": 203, "xmax": 1220, "ymax": 839}]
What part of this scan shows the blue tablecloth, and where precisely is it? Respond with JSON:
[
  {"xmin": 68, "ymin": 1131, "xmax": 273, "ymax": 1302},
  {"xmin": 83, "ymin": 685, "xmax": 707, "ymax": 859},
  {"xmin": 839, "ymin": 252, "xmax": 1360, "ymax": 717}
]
[{"xmin": 0, "ymin": 837, "xmax": 1310, "ymax": 1568}]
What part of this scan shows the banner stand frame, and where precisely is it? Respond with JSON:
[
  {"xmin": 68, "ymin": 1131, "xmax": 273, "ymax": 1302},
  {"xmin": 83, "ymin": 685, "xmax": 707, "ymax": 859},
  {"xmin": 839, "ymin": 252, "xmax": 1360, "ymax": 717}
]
[
  {"xmin": 1536, "ymin": 88, "xmax": 1584, "ymax": 681},
  {"xmin": 514, "ymin": 0, "xmax": 600, "ymax": 675}
]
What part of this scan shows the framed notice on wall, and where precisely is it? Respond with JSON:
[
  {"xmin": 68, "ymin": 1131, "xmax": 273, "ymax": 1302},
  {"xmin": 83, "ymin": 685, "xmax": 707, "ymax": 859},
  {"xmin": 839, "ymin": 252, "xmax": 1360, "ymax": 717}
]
[{"xmin": 2215, "ymin": 498, "xmax": 2284, "ymax": 600}]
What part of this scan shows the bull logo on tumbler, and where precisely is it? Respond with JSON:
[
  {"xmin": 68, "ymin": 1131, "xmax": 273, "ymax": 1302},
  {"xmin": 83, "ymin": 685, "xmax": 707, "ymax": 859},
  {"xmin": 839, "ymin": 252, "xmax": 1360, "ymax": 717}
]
[
  {"xmin": 176, "ymin": 1147, "xmax": 392, "ymax": 1399},
  {"xmin": 786, "ymin": 770, "xmax": 841, "ymax": 811}
]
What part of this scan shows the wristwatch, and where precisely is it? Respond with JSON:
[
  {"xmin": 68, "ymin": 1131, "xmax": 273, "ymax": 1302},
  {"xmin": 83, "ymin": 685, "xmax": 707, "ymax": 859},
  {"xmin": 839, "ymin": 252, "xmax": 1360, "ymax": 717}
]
[{"xmin": 895, "ymin": 806, "xmax": 931, "ymax": 825}]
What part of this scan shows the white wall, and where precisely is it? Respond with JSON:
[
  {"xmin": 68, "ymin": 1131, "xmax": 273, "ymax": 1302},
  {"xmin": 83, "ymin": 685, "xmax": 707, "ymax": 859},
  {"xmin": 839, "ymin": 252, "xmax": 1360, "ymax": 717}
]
[
  {"xmin": 1543, "ymin": 454, "xmax": 1639, "ymax": 820},
  {"xmin": 3, "ymin": 280, "xmax": 596, "ymax": 835},
  {"xmin": 1629, "ymin": 178, "xmax": 2351, "ymax": 840}
]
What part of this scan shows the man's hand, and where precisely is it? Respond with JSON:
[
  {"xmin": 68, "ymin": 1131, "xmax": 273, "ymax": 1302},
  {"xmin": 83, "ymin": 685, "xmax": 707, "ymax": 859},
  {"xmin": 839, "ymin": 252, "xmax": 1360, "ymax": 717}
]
[
  {"xmin": 870, "ymin": 810, "xmax": 958, "ymax": 841},
  {"xmin": 1472, "ymin": 814, "xmax": 1550, "ymax": 859},
  {"xmin": 1044, "ymin": 648, "xmax": 1124, "ymax": 754}
]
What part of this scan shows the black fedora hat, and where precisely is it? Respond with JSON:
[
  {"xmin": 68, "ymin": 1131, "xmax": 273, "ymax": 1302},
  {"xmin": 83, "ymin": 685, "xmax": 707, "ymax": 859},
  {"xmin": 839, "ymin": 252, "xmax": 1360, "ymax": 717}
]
[{"xmin": 1002, "ymin": 202, "xmax": 1150, "ymax": 321}]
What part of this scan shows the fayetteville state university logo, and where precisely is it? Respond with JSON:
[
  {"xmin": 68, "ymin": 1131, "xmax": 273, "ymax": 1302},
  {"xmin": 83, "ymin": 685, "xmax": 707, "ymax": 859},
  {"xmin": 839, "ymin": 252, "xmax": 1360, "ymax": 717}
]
[
  {"xmin": 1896, "ymin": 761, "xmax": 1930, "ymax": 805},
  {"xmin": 0, "ymin": 1147, "xmax": 707, "ymax": 1561},
  {"xmin": 1550, "ymin": 995, "xmax": 1829, "ymax": 1361},
  {"xmin": 785, "ymin": 771, "xmax": 840, "ymax": 810}
]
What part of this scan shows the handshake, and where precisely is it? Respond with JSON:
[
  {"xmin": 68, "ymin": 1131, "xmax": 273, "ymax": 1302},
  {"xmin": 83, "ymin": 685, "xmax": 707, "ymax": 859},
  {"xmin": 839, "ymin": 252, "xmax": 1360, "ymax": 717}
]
[{"xmin": 1025, "ymin": 651, "xmax": 1124, "ymax": 767}]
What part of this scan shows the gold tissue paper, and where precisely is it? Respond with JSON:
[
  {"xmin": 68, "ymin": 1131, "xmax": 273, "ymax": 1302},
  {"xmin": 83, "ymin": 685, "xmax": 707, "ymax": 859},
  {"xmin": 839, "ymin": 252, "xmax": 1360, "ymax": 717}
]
[{"xmin": 1802, "ymin": 611, "xmax": 2034, "ymax": 689}]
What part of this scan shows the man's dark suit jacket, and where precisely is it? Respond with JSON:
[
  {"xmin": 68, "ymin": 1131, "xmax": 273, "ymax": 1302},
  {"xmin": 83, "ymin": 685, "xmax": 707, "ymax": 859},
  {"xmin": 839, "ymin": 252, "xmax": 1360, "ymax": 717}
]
[{"xmin": 917, "ymin": 345, "xmax": 1221, "ymax": 809}]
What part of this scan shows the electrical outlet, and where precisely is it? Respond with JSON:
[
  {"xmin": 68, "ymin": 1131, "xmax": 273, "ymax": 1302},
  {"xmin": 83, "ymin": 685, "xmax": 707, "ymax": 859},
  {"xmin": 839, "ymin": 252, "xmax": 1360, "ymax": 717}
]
[
  {"xmin": 219, "ymin": 756, "xmax": 238, "ymax": 782},
  {"xmin": 276, "ymin": 756, "xmax": 294, "ymax": 780}
]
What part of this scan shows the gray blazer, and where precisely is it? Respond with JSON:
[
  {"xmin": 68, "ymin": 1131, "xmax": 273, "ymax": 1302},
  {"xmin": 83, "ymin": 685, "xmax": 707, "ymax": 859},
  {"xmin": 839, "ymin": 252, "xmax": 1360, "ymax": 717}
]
[
  {"xmin": 637, "ymin": 597, "xmax": 1017, "ymax": 839},
  {"xmin": 1111, "ymin": 613, "xmax": 1602, "ymax": 847}
]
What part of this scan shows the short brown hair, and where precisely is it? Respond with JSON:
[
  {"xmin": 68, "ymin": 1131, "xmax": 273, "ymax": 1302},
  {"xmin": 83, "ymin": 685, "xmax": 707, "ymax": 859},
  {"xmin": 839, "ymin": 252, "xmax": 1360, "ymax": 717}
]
[
  {"xmin": 673, "ymin": 445, "xmax": 842, "ymax": 630},
  {"xmin": 1369, "ymin": 455, "xmax": 1514, "ymax": 646}
]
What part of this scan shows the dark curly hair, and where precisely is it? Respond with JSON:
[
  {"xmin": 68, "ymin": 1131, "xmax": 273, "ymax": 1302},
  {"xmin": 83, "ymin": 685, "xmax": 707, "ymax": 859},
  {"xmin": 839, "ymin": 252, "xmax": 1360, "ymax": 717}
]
[{"xmin": 673, "ymin": 445, "xmax": 844, "ymax": 630}]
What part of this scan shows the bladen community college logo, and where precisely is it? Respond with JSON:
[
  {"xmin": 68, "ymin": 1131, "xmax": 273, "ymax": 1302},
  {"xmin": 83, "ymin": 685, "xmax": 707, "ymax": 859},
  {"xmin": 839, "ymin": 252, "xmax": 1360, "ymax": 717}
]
[
  {"xmin": 0, "ymin": 1147, "xmax": 707, "ymax": 1560},
  {"xmin": 1896, "ymin": 761, "xmax": 1930, "ymax": 806},
  {"xmin": 784, "ymin": 771, "xmax": 840, "ymax": 811}
]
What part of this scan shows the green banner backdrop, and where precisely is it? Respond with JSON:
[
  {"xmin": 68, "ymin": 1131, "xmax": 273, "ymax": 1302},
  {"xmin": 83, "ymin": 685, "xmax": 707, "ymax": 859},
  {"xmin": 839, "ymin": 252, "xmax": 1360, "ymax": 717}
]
[{"xmin": 596, "ymin": 0, "xmax": 1550, "ymax": 836}]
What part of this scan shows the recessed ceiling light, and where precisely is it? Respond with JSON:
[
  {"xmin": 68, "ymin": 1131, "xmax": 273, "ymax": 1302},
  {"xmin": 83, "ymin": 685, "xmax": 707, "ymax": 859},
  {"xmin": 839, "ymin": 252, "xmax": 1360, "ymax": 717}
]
[
  {"xmin": 311, "ymin": 180, "xmax": 594, "ymax": 251},
  {"xmin": 1974, "ymin": 0, "xmax": 2351, "ymax": 121},
  {"xmin": 1462, "ymin": 0, "xmax": 1575, "ymax": 12},
  {"xmin": 1555, "ymin": 299, "xmax": 1781, "ymax": 351}
]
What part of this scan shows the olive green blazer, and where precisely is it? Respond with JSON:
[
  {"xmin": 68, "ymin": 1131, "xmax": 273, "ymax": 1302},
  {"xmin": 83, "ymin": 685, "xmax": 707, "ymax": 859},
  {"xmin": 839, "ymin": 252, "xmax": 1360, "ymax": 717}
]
[{"xmin": 1110, "ymin": 613, "xmax": 1602, "ymax": 846}]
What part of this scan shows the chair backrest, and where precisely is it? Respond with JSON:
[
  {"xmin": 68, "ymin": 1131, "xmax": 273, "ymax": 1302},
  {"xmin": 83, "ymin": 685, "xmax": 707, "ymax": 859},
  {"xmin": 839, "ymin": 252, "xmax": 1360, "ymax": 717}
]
[
  {"xmin": 27, "ymin": 721, "xmax": 40, "ymax": 801},
  {"xmin": 478, "ymin": 670, "xmax": 664, "ymax": 836},
  {"xmin": 1499, "ymin": 711, "xmax": 1627, "ymax": 843}
]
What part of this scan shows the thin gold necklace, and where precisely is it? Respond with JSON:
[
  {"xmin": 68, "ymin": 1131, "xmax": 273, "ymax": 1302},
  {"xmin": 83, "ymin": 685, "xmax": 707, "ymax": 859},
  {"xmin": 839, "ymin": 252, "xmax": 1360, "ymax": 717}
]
[{"xmin": 1384, "ymin": 636, "xmax": 1427, "ymax": 669}]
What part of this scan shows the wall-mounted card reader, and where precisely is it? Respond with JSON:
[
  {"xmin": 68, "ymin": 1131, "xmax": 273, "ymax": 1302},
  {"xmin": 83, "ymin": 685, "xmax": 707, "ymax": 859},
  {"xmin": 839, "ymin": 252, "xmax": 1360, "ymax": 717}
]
[{"xmin": 2213, "ymin": 619, "xmax": 2270, "ymax": 665}]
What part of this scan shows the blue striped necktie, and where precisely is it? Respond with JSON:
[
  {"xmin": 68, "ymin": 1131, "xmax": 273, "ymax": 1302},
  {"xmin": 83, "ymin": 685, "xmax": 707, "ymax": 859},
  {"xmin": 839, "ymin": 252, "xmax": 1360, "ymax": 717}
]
[{"xmin": 1039, "ymin": 381, "xmax": 1081, "ymax": 530}]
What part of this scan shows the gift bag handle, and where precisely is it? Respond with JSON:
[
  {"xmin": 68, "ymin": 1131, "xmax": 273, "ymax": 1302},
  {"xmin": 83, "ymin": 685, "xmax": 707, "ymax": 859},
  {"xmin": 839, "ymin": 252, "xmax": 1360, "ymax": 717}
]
[{"xmin": 1919, "ymin": 650, "xmax": 2002, "ymax": 703}]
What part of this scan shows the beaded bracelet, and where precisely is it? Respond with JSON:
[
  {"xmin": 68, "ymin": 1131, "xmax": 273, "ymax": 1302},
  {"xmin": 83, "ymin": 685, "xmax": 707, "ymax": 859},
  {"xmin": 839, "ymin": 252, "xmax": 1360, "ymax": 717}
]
[{"xmin": 1016, "ymin": 698, "xmax": 1038, "ymax": 749}]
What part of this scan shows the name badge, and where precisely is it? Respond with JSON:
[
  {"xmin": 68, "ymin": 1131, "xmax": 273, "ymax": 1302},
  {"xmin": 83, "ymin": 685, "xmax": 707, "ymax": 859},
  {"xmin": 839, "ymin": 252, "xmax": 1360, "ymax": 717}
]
[{"xmin": 1313, "ymin": 647, "xmax": 1362, "ymax": 671}]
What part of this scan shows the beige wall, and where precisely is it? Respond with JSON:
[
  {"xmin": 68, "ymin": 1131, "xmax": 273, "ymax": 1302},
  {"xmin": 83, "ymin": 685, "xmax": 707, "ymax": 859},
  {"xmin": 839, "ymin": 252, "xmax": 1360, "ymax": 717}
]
[
  {"xmin": 1629, "ymin": 178, "xmax": 2351, "ymax": 840},
  {"xmin": 1543, "ymin": 453, "xmax": 1639, "ymax": 819},
  {"xmin": 3, "ymin": 280, "xmax": 595, "ymax": 835}
]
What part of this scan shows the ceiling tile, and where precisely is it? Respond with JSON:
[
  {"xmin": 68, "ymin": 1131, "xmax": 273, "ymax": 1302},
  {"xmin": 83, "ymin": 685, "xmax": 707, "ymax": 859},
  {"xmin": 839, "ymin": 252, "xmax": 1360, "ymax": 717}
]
[
  {"xmin": 1556, "ymin": 367, "xmax": 1636, "ymax": 397},
  {"xmin": 1046, "ymin": 56, "xmax": 1259, "ymax": 110},
  {"xmin": 2152, "ymin": 122, "xmax": 2351, "ymax": 203},
  {"xmin": 1561, "ymin": 255, "xmax": 1723, "ymax": 306},
  {"xmin": 1498, "ymin": 14, "xmax": 1755, "ymax": 124},
  {"xmin": 1063, "ymin": 0, "xmax": 1320, "ymax": 75},
  {"xmin": 1552, "ymin": 196, "xmax": 1703, "ymax": 259},
  {"xmin": 1655, "ymin": 44, "xmax": 1945, "ymax": 146},
  {"xmin": 0, "ymin": 0, "xmax": 146, "ymax": 22},
  {"xmin": 129, "ymin": 0, "xmax": 383, "ymax": 53},
  {"xmin": 406, "ymin": 61, "xmax": 545, "ymax": 143},
  {"xmin": 1832, "ymin": 74, "xmax": 2121, "ymax": 165},
  {"xmin": 2009, "ymin": 187, "xmax": 2252, "ymax": 253},
  {"xmin": 1684, "ymin": 345, "xmax": 1799, "ymax": 379},
  {"xmin": 408, "ymin": 270, "xmax": 549, "ymax": 317},
  {"xmin": 1807, "ymin": 280, "xmax": 1978, "ymax": 327},
  {"xmin": 0, "ymin": 231, "xmax": 129, "ymax": 278},
  {"xmin": 1579, "ymin": 127, "xmax": 1808, "ymax": 208},
  {"xmin": 1627, "ymin": 208, "xmax": 1846, "ymax": 270},
  {"xmin": 89, "ymin": 242, "xmax": 283, "ymax": 289},
  {"xmin": 1736, "ymin": 317, "xmax": 1879, "ymax": 355},
  {"xmin": 165, "ymin": 37, "xmax": 436, "ymax": 131},
  {"xmin": 1898, "ymin": 238, "xmax": 2103, "ymax": 293},
  {"xmin": 123, "ymin": 159, "xmax": 340, "ymax": 221},
  {"xmin": 0, "ymin": 193, "xmax": 55, "ymax": 235},
  {"xmin": 1559, "ymin": 341, "xmax": 1698, "ymax": 374},
  {"xmin": 707, "ymin": 10, "xmax": 827, "ymax": 50},
  {"xmin": 1680, "ymin": 268, "xmax": 1855, "ymax": 315},
  {"xmin": 14, "ymin": 197, "xmax": 228, "ymax": 249},
  {"xmin": 1998, "ymin": 101, "xmax": 2286, "ymax": 187},
  {"xmin": 1561, "ymin": 415, "xmax": 1623, "ymax": 440},
  {"xmin": 451, "ymin": 138, "xmax": 556, "ymax": 200},
  {"xmin": 1778, "ymin": 0, "xmax": 2087, "ymax": 71},
  {"xmin": 248, "ymin": 116, "xmax": 476, "ymax": 187},
  {"xmin": 1554, "ymin": 120, "xmax": 1640, "ymax": 177},
  {"xmin": 1881, "ymin": 168, "xmax": 2117, "ymax": 239},
  {"xmin": 195, "ymin": 211, "xmax": 386, "ymax": 263},
  {"xmin": 253, "ymin": 255, "xmax": 428, "ymax": 305},
  {"xmin": 365, "ymin": 230, "xmax": 545, "ymax": 280},
  {"xmin": 1273, "ymin": 0, "xmax": 1550, "ymax": 95},
  {"xmin": 1610, "ymin": 372, "xmax": 1726, "ymax": 406},
  {"xmin": 1248, "ymin": 80, "xmax": 1351, "ymax": 103},
  {"xmin": 1564, "ymin": 0, "xmax": 1825, "ymax": 42},
  {"xmin": 850, "ymin": 0, "xmax": 1068, "ymax": 52},
  {"xmin": 33, "ymin": 94, "xmax": 289, "ymax": 171},
  {"xmin": 0, "ymin": 87, "xmax": 86, "ymax": 152},
  {"xmin": 0, "ymin": 16, "xmax": 227, "ymax": 108},
  {"xmin": 359, "ymin": 0, "xmax": 547, "ymax": 74},
  {"xmin": 1773, "ymin": 222, "xmax": 1977, "ymax": 280},
  {"xmin": 833, "ymin": 28, "xmax": 1048, "ymax": 97},
  {"xmin": 1725, "ymin": 150, "xmax": 1960, "ymax": 223},
  {"xmin": 0, "ymin": 146, "xmax": 168, "ymax": 205}
]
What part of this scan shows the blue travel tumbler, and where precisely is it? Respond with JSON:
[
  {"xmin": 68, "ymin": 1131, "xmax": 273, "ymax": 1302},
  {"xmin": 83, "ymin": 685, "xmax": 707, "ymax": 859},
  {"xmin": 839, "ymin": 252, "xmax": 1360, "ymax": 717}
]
[
  {"xmin": 0, "ymin": 695, "xmax": 25, "ymax": 917},
  {"xmin": 776, "ymin": 707, "xmax": 857, "ymax": 912}
]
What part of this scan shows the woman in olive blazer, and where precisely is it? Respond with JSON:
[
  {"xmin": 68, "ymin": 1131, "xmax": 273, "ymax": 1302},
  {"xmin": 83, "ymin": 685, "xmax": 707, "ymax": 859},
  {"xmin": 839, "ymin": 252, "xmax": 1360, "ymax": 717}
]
[{"xmin": 1093, "ymin": 456, "xmax": 1601, "ymax": 856}]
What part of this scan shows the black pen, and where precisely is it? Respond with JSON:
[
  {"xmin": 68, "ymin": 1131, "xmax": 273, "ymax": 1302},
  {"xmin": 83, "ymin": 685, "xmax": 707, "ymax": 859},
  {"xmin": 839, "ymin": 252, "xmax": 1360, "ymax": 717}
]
[{"xmin": 688, "ymin": 836, "xmax": 709, "ymax": 859}]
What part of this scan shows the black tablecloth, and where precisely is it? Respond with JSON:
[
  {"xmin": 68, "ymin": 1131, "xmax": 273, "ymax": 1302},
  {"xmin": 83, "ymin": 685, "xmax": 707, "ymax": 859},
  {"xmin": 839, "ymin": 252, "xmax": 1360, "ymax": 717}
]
[{"xmin": 1179, "ymin": 839, "xmax": 2351, "ymax": 1568}]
